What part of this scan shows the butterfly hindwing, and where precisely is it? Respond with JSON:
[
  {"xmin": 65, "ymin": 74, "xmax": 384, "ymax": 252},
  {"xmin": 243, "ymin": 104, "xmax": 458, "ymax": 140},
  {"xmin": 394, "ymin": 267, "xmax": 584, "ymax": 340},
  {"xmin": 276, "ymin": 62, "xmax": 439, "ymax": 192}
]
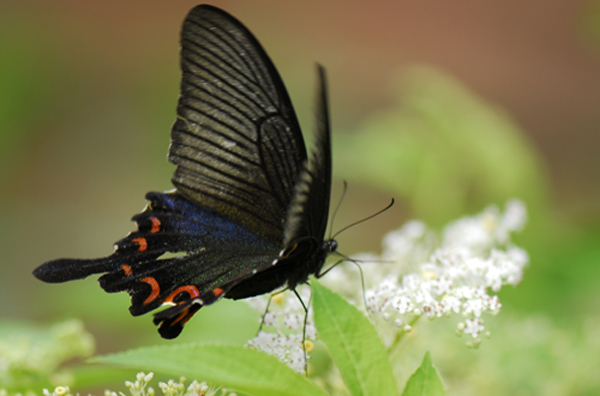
[{"xmin": 35, "ymin": 192, "xmax": 280, "ymax": 315}]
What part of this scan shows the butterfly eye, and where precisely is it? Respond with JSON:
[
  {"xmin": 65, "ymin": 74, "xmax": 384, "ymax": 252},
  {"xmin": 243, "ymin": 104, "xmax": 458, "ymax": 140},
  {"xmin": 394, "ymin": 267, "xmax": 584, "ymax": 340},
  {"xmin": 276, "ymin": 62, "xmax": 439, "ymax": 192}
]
[{"xmin": 329, "ymin": 240, "xmax": 338, "ymax": 253}]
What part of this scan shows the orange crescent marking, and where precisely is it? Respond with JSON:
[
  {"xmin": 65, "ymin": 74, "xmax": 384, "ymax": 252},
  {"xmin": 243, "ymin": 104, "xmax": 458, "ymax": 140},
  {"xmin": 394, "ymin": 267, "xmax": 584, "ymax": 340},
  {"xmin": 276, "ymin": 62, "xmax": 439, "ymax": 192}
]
[
  {"xmin": 178, "ymin": 310, "xmax": 196, "ymax": 327},
  {"xmin": 132, "ymin": 237, "xmax": 147, "ymax": 252},
  {"xmin": 171, "ymin": 308, "xmax": 189, "ymax": 326},
  {"xmin": 164, "ymin": 285, "xmax": 200, "ymax": 304},
  {"xmin": 212, "ymin": 287, "xmax": 224, "ymax": 298},
  {"xmin": 141, "ymin": 277, "xmax": 160, "ymax": 305},
  {"xmin": 149, "ymin": 217, "xmax": 161, "ymax": 233},
  {"xmin": 171, "ymin": 306, "xmax": 199, "ymax": 327},
  {"xmin": 120, "ymin": 264, "xmax": 133, "ymax": 276}
]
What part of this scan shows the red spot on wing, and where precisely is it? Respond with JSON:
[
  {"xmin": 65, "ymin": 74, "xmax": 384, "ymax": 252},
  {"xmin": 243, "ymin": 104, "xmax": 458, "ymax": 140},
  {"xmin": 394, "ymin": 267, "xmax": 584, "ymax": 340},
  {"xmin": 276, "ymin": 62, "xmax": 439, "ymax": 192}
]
[
  {"xmin": 120, "ymin": 264, "xmax": 133, "ymax": 276},
  {"xmin": 149, "ymin": 217, "xmax": 161, "ymax": 233},
  {"xmin": 212, "ymin": 287, "xmax": 224, "ymax": 297},
  {"xmin": 132, "ymin": 237, "xmax": 147, "ymax": 252},
  {"xmin": 164, "ymin": 285, "xmax": 200, "ymax": 304},
  {"xmin": 141, "ymin": 277, "xmax": 160, "ymax": 304}
]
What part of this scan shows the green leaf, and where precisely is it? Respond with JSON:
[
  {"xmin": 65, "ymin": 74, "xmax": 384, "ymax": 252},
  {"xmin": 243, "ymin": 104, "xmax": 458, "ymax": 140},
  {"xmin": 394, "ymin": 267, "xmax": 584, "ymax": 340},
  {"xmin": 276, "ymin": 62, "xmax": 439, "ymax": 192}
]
[
  {"xmin": 70, "ymin": 365, "xmax": 139, "ymax": 390},
  {"xmin": 91, "ymin": 344, "xmax": 328, "ymax": 396},
  {"xmin": 311, "ymin": 278, "xmax": 398, "ymax": 396},
  {"xmin": 401, "ymin": 352, "xmax": 445, "ymax": 396}
]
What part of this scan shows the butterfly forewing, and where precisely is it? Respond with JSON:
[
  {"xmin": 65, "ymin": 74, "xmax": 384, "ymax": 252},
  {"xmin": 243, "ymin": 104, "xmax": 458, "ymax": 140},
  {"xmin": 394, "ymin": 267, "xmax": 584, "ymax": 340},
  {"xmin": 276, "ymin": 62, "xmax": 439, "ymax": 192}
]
[{"xmin": 169, "ymin": 5, "xmax": 307, "ymax": 246}]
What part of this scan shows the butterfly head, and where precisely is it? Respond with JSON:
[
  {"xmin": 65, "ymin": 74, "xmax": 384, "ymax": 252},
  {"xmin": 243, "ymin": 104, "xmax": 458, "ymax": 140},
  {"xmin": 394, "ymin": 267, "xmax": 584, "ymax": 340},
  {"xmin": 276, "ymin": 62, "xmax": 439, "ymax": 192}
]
[{"xmin": 324, "ymin": 239, "xmax": 338, "ymax": 255}]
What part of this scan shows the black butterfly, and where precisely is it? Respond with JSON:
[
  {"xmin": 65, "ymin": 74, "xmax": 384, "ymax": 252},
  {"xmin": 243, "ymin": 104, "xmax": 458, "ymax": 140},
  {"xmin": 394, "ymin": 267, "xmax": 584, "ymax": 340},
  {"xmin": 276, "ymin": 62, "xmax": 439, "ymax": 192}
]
[{"xmin": 33, "ymin": 4, "xmax": 336, "ymax": 339}]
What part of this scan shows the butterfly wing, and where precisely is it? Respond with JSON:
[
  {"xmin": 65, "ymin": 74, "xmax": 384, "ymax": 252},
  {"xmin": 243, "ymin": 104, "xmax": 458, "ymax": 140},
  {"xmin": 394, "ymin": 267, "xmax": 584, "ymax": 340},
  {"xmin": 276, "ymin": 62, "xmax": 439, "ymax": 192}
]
[
  {"xmin": 284, "ymin": 65, "xmax": 332, "ymax": 248},
  {"xmin": 169, "ymin": 5, "xmax": 307, "ymax": 246},
  {"xmin": 34, "ymin": 192, "xmax": 281, "ymax": 338}
]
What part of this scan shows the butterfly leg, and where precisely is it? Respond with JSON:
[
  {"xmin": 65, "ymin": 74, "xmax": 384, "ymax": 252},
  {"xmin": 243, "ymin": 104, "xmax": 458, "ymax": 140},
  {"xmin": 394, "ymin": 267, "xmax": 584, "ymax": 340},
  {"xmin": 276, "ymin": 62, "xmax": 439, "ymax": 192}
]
[
  {"xmin": 257, "ymin": 288, "xmax": 289, "ymax": 335},
  {"xmin": 292, "ymin": 288, "xmax": 312, "ymax": 375},
  {"xmin": 316, "ymin": 258, "xmax": 345, "ymax": 278},
  {"xmin": 319, "ymin": 256, "xmax": 369, "ymax": 311}
]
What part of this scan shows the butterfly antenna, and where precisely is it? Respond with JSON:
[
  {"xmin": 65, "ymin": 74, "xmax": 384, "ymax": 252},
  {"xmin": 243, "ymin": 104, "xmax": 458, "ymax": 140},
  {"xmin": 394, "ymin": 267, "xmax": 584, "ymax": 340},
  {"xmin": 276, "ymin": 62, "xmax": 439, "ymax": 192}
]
[
  {"xmin": 328, "ymin": 180, "xmax": 348, "ymax": 240},
  {"xmin": 332, "ymin": 198, "xmax": 395, "ymax": 240}
]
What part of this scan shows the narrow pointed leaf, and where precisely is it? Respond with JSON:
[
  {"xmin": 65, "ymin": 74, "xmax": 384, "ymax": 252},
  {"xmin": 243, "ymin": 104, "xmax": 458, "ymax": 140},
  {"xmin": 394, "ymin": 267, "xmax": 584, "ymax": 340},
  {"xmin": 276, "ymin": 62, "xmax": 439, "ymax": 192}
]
[
  {"xmin": 401, "ymin": 352, "xmax": 445, "ymax": 396},
  {"xmin": 311, "ymin": 278, "xmax": 398, "ymax": 395},
  {"xmin": 91, "ymin": 344, "xmax": 328, "ymax": 396}
]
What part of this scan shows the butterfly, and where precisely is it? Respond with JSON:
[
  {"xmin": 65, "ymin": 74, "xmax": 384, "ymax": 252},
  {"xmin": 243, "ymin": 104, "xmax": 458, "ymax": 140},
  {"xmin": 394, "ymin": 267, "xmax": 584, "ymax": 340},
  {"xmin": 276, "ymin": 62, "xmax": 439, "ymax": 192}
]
[{"xmin": 33, "ymin": 4, "xmax": 337, "ymax": 339}]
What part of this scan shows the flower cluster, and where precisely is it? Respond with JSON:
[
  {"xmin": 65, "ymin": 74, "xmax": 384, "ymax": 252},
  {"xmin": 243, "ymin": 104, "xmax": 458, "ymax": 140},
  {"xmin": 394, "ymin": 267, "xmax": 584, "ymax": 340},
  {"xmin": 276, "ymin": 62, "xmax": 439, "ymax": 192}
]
[
  {"xmin": 41, "ymin": 372, "xmax": 235, "ymax": 396},
  {"xmin": 365, "ymin": 200, "xmax": 528, "ymax": 346},
  {"xmin": 154, "ymin": 377, "xmax": 233, "ymax": 396}
]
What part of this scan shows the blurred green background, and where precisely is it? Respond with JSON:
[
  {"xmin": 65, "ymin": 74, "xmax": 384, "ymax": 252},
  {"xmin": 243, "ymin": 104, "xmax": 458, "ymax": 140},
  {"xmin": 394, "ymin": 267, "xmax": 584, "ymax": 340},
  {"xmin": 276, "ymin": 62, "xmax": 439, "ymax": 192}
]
[{"xmin": 1, "ymin": 0, "xmax": 599, "ymax": 394}]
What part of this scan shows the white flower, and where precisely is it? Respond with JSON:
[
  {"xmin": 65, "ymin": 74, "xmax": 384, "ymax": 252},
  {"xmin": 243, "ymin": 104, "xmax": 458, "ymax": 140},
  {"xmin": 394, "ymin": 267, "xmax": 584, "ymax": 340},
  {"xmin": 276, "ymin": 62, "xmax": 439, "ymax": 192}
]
[
  {"xmin": 364, "ymin": 200, "xmax": 528, "ymax": 345},
  {"xmin": 125, "ymin": 372, "xmax": 155, "ymax": 396},
  {"xmin": 463, "ymin": 318, "xmax": 484, "ymax": 337},
  {"xmin": 43, "ymin": 387, "xmax": 70, "ymax": 396}
]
